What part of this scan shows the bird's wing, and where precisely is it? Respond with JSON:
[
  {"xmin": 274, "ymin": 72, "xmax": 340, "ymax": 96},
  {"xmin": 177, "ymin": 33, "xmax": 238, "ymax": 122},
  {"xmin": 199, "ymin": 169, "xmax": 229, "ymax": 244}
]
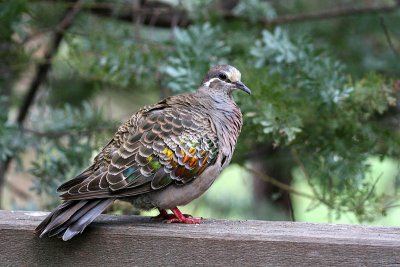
[{"xmin": 58, "ymin": 103, "xmax": 219, "ymax": 200}]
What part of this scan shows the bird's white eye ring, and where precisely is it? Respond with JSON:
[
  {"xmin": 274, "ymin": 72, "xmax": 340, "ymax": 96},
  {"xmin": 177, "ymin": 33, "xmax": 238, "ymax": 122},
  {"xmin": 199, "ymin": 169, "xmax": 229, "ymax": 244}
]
[{"xmin": 218, "ymin": 73, "xmax": 227, "ymax": 81}]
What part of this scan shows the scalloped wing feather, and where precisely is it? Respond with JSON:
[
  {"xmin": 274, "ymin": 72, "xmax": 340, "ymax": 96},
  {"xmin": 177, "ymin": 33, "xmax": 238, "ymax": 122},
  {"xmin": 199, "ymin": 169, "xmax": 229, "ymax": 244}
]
[{"xmin": 59, "ymin": 99, "xmax": 219, "ymax": 201}]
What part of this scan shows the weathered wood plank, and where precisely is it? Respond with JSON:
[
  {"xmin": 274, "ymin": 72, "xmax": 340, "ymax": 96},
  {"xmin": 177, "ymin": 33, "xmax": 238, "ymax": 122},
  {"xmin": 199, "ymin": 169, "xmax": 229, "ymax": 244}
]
[{"xmin": 0, "ymin": 210, "xmax": 399, "ymax": 266}]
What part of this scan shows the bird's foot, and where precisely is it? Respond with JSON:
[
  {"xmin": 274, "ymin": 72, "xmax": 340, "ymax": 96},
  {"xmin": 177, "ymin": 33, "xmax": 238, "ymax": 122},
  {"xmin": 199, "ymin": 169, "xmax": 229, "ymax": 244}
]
[
  {"xmin": 151, "ymin": 209, "xmax": 171, "ymax": 221},
  {"xmin": 164, "ymin": 207, "xmax": 201, "ymax": 224},
  {"xmin": 151, "ymin": 209, "xmax": 193, "ymax": 221}
]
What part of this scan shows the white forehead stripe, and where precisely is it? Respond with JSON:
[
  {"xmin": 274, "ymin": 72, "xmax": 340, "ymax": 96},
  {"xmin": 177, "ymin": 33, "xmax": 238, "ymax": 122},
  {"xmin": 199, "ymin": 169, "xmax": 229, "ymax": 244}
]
[{"xmin": 228, "ymin": 66, "xmax": 241, "ymax": 82}]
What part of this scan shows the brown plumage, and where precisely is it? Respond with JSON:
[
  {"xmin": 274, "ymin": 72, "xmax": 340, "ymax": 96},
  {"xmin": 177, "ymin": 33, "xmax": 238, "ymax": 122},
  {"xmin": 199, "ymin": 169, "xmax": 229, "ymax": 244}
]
[{"xmin": 35, "ymin": 64, "xmax": 251, "ymax": 240}]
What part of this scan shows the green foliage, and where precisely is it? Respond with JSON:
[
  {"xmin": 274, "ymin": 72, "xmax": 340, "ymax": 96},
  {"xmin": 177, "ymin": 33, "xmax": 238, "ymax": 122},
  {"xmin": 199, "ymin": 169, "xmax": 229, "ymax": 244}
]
[
  {"xmin": 0, "ymin": 0, "xmax": 28, "ymax": 41},
  {"xmin": 161, "ymin": 23, "xmax": 230, "ymax": 93},
  {"xmin": 234, "ymin": 0, "xmax": 276, "ymax": 22},
  {"xmin": 246, "ymin": 28, "xmax": 364, "ymax": 144},
  {"xmin": 252, "ymin": 28, "xmax": 298, "ymax": 67},
  {"xmin": 0, "ymin": 0, "xmax": 30, "ymax": 90},
  {"xmin": 180, "ymin": 0, "xmax": 214, "ymax": 20},
  {"xmin": 30, "ymin": 142, "xmax": 93, "ymax": 209},
  {"xmin": 29, "ymin": 103, "xmax": 114, "ymax": 208},
  {"xmin": 239, "ymin": 27, "xmax": 399, "ymax": 222},
  {"xmin": 0, "ymin": 97, "xmax": 25, "ymax": 161},
  {"xmin": 66, "ymin": 19, "xmax": 154, "ymax": 89},
  {"xmin": 287, "ymin": 14, "xmax": 400, "ymax": 78}
]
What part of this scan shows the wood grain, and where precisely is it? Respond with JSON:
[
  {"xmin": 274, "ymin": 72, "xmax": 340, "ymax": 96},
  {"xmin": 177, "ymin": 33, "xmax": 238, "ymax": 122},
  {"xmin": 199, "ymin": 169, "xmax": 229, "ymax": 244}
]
[{"xmin": 0, "ymin": 210, "xmax": 399, "ymax": 266}]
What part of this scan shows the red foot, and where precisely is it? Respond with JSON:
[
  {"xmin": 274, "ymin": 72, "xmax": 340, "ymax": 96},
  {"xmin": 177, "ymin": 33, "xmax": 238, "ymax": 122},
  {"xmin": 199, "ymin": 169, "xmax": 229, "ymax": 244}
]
[
  {"xmin": 164, "ymin": 207, "xmax": 201, "ymax": 224},
  {"xmin": 151, "ymin": 209, "xmax": 172, "ymax": 221}
]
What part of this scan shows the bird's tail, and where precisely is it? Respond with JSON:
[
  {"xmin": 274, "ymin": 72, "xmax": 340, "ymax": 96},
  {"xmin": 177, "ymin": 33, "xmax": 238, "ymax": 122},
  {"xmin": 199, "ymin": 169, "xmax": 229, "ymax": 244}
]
[{"xmin": 35, "ymin": 198, "xmax": 114, "ymax": 241}]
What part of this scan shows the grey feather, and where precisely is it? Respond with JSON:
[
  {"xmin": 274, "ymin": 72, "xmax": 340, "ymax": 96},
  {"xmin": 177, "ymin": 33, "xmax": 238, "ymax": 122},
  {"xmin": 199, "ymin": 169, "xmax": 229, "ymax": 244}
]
[{"xmin": 62, "ymin": 199, "xmax": 114, "ymax": 241}]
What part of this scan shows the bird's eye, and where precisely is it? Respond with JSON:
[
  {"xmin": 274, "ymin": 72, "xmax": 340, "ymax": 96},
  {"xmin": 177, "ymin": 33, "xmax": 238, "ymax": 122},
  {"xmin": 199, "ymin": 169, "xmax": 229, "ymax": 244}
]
[{"xmin": 218, "ymin": 73, "xmax": 227, "ymax": 81}]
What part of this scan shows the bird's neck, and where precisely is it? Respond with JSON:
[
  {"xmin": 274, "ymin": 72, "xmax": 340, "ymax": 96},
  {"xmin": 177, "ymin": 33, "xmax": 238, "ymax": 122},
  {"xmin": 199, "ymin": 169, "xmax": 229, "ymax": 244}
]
[{"xmin": 197, "ymin": 92, "xmax": 243, "ymax": 159}]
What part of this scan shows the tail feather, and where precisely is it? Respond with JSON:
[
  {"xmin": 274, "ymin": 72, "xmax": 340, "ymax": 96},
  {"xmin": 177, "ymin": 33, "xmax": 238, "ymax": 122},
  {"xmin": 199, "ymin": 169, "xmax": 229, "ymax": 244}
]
[
  {"xmin": 62, "ymin": 199, "xmax": 113, "ymax": 241},
  {"xmin": 35, "ymin": 201, "xmax": 75, "ymax": 235},
  {"xmin": 35, "ymin": 199, "xmax": 114, "ymax": 241},
  {"xmin": 41, "ymin": 201, "xmax": 88, "ymax": 237},
  {"xmin": 49, "ymin": 200, "xmax": 101, "ymax": 238}
]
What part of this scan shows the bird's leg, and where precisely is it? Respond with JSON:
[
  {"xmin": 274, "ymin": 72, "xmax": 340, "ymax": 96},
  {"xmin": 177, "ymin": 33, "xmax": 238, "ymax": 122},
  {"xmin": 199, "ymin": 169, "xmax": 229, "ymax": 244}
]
[
  {"xmin": 151, "ymin": 209, "xmax": 173, "ymax": 221},
  {"xmin": 165, "ymin": 207, "xmax": 201, "ymax": 224}
]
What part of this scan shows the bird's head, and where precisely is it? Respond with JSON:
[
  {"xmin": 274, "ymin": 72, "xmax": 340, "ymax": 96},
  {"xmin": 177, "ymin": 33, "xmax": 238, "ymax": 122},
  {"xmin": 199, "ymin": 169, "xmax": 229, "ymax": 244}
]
[{"xmin": 201, "ymin": 65, "xmax": 251, "ymax": 95}]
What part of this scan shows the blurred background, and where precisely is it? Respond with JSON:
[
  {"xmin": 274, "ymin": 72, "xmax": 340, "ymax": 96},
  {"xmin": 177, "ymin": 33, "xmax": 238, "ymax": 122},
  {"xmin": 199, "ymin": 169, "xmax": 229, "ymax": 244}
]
[{"xmin": 1, "ymin": 0, "xmax": 399, "ymax": 225}]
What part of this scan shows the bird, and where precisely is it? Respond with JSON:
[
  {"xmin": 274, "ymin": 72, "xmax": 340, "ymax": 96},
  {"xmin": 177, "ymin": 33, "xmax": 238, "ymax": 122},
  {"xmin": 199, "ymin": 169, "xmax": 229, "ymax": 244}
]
[{"xmin": 35, "ymin": 64, "xmax": 251, "ymax": 241}]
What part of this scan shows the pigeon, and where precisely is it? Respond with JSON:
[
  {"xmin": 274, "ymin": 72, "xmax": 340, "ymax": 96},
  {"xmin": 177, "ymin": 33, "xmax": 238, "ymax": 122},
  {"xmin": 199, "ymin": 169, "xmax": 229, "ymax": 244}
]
[{"xmin": 35, "ymin": 64, "xmax": 251, "ymax": 241}]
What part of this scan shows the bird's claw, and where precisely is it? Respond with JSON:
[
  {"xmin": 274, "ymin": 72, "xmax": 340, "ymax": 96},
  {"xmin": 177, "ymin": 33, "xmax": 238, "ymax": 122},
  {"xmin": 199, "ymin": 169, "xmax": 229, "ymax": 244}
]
[
  {"xmin": 165, "ymin": 215, "xmax": 201, "ymax": 224},
  {"xmin": 152, "ymin": 207, "xmax": 201, "ymax": 224},
  {"xmin": 151, "ymin": 213, "xmax": 170, "ymax": 221}
]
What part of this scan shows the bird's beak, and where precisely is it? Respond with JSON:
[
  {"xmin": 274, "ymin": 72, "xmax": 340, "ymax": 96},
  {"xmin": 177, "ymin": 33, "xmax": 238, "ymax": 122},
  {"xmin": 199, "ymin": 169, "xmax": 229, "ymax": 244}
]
[{"xmin": 234, "ymin": 81, "xmax": 251, "ymax": 95}]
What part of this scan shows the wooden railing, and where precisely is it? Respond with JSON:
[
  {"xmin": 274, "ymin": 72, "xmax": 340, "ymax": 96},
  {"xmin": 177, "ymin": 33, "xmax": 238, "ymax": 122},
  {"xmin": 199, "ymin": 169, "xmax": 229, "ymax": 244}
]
[{"xmin": 0, "ymin": 210, "xmax": 399, "ymax": 266}]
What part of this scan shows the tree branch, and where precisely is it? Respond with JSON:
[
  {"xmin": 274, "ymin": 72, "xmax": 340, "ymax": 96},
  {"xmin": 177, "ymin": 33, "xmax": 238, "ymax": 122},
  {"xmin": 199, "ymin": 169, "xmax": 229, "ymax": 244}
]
[
  {"xmin": 264, "ymin": 3, "xmax": 400, "ymax": 26},
  {"xmin": 23, "ymin": 126, "xmax": 115, "ymax": 139},
  {"xmin": 16, "ymin": 0, "xmax": 83, "ymax": 123},
  {"xmin": 33, "ymin": 1, "xmax": 400, "ymax": 29},
  {"xmin": 35, "ymin": 0, "xmax": 190, "ymax": 28},
  {"xmin": 380, "ymin": 16, "xmax": 400, "ymax": 60},
  {"xmin": 241, "ymin": 165, "xmax": 316, "ymax": 201}
]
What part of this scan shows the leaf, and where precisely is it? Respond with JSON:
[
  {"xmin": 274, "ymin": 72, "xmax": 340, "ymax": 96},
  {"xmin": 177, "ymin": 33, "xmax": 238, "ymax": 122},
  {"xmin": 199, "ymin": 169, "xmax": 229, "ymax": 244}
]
[{"xmin": 160, "ymin": 23, "xmax": 231, "ymax": 93}]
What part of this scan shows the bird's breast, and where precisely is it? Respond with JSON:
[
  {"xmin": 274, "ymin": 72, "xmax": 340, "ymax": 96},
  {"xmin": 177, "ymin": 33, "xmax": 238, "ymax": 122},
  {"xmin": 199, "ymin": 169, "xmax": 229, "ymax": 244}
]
[
  {"xmin": 147, "ymin": 163, "xmax": 221, "ymax": 209},
  {"xmin": 212, "ymin": 104, "xmax": 243, "ymax": 158}
]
